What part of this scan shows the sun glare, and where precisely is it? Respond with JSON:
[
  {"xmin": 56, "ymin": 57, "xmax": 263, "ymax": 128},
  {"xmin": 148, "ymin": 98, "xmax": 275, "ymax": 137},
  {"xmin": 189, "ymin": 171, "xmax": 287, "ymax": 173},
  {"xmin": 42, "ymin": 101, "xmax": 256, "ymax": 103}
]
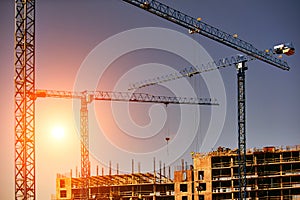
[{"xmin": 51, "ymin": 126, "xmax": 65, "ymax": 140}]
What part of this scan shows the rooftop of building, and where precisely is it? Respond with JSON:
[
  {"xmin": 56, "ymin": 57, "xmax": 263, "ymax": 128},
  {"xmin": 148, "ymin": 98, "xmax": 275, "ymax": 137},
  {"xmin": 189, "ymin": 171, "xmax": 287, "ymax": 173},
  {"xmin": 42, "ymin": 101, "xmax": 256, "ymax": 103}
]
[{"xmin": 192, "ymin": 144, "xmax": 300, "ymax": 158}]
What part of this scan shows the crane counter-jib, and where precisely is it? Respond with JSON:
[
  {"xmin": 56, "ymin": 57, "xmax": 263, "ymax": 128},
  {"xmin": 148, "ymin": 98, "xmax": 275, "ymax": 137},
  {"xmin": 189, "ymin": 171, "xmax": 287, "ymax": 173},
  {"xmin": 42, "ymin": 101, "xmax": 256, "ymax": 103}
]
[{"xmin": 32, "ymin": 89, "xmax": 83, "ymax": 99}]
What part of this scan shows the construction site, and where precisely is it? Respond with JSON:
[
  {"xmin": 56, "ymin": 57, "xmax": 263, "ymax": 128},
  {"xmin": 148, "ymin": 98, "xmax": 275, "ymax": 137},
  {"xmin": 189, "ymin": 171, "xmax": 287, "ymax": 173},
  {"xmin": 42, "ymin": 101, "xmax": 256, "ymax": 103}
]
[
  {"xmin": 54, "ymin": 145, "xmax": 300, "ymax": 200},
  {"xmin": 3, "ymin": 0, "xmax": 299, "ymax": 200}
]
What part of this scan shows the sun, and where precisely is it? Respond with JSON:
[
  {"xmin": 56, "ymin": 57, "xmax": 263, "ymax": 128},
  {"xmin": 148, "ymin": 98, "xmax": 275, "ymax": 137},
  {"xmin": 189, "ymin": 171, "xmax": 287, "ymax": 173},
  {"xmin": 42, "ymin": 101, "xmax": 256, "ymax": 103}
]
[{"xmin": 51, "ymin": 126, "xmax": 65, "ymax": 140}]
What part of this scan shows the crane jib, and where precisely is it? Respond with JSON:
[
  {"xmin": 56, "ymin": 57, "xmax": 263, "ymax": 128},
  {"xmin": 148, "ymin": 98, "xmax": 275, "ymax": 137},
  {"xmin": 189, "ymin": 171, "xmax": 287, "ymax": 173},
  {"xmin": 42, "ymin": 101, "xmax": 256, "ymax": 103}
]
[
  {"xmin": 33, "ymin": 89, "xmax": 218, "ymax": 106},
  {"xmin": 122, "ymin": 0, "xmax": 290, "ymax": 71}
]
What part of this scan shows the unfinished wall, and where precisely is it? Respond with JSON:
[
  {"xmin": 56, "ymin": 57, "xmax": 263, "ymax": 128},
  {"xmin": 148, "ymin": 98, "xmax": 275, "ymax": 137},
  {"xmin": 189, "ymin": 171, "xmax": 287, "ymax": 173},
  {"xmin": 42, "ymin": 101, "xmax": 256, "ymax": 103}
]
[
  {"xmin": 193, "ymin": 155, "xmax": 212, "ymax": 200},
  {"xmin": 174, "ymin": 169, "xmax": 194, "ymax": 200}
]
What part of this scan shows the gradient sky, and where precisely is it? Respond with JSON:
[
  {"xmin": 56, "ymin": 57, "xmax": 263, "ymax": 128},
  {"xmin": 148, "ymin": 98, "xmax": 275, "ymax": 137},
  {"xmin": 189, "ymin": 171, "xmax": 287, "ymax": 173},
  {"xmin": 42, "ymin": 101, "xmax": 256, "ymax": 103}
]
[{"xmin": 1, "ymin": 0, "xmax": 300, "ymax": 199}]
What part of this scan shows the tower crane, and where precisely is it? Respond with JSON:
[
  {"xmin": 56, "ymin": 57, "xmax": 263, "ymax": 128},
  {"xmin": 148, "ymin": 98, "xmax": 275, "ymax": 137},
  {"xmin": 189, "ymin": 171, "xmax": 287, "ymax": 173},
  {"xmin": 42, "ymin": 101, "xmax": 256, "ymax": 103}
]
[
  {"xmin": 14, "ymin": 0, "xmax": 218, "ymax": 199},
  {"xmin": 128, "ymin": 54, "xmax": 253, "ymax": 197},
  {"xmin": 30, "ymin": 89, "xmax": 218, "ymax": 200},
  {"xmin": 122, "ymin": 0, "xmax": 294, "ymax": 199}
]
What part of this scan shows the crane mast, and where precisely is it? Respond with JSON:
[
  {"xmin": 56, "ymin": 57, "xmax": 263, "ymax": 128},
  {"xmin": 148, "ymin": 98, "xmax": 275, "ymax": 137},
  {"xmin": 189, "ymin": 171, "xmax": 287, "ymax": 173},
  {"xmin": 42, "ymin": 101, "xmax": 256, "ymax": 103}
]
[
  {"xmin": 32, "ymin": 89, "xmax": 218, "ymax": 199},
  {"xmin": 80, "ymin": 92, "xmax": 91, "ymax": 200},
  {"xmin": 237, "ymin": 62, "xmax": 247, "ymax": 199},
  {"xmin": 14, "ymin": 0, "xmax": 35, "ymax": 199}
]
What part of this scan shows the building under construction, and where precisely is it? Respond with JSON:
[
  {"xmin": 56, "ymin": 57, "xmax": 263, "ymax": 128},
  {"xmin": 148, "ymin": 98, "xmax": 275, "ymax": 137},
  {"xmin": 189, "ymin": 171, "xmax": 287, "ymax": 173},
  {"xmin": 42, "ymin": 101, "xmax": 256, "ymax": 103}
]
[{"xmin": 54, "ymin": 145, "xmax": 300, "ymax": 200}]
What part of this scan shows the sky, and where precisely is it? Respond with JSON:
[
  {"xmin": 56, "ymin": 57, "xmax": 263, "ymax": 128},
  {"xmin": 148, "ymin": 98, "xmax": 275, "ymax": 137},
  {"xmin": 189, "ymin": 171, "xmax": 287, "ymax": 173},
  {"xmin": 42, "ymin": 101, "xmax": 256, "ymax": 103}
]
[{"xmin": 0, "ymin": 0, "xmax": 300, "ymax": 199}]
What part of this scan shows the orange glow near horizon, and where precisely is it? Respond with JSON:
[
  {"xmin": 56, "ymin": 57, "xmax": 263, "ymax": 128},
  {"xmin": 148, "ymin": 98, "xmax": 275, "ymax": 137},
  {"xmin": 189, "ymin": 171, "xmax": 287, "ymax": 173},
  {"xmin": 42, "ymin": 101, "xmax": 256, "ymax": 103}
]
[{"xmin": 35, "ymin": 99, "xmax": 81, "ymax": 199}]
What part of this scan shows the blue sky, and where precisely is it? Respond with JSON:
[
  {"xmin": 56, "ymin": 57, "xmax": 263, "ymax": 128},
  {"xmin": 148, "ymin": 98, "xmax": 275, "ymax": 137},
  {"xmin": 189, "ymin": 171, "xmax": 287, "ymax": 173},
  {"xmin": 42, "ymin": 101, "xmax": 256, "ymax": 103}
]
[{"xmin": 0, "ymin": 0, "xmax": 299, "ymax": 199}]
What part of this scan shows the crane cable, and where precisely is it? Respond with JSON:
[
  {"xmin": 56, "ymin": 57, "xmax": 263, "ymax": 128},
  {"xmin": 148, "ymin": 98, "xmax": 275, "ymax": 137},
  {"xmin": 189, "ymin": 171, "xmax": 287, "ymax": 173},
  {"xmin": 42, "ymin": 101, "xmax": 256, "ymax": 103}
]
[{"xmin": 165, "ymin": 104, "xmax": 170, "ymax": 156}]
